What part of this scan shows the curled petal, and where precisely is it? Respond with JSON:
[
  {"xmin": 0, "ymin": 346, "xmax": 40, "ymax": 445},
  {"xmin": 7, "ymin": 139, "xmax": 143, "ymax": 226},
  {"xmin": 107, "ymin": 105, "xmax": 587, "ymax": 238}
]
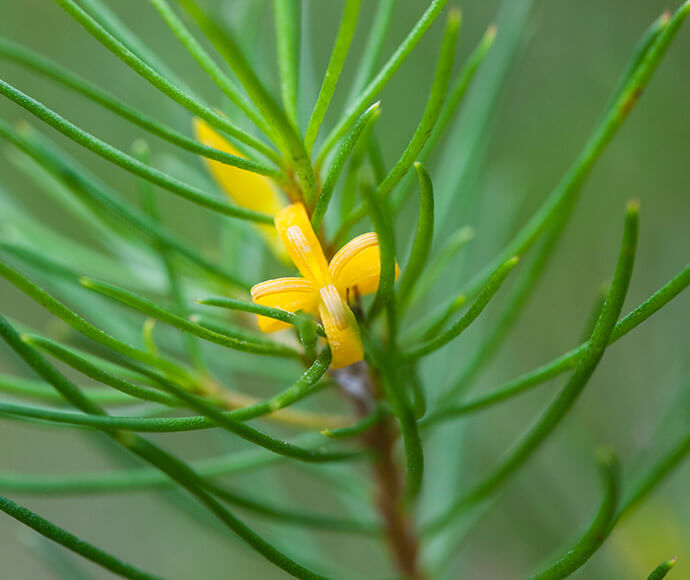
[
  {"xmin": 194, "ymin": 119, "xmax": 286, "ymax": 257},
  {"xmin": 250, "ymin": 278, "xmax": 319, "ymax": 332},
  {"xmin": 274, "ymin": 203, "xmax": 331, "ymax": 286},
  {"xmin": 319, "ymin": 284, "xmax": 364, "ymax": 369},
  {"xmin": 329, "ymin": 233, "xmax": 399, "ymax": 298}
]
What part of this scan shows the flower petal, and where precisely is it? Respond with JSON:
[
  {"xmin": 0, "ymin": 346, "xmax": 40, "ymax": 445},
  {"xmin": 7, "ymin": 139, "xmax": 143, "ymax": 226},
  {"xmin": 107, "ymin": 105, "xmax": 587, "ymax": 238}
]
[
  {"xmin": 329, "ymin": 233, "xmax": 399, "ymax": 298},
  {"xmin": 250, "ymin": 277, "xmax": 318, "ymax": 332},
  {"xmin": 274, "ymin": 203, "xmax": 331, "ymax": 286},
  {"xmin": 194, "ymin": 118, "xmax": 286, "ymax": 257},
  {"xmin": 318, "ymin": 284, "xmax": 364, "ymax": 369}
]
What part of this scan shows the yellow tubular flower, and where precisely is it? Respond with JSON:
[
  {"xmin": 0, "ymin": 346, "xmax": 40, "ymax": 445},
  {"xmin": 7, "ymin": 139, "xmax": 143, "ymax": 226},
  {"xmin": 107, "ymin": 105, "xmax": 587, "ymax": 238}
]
[
  {"xmin": 193, "ymin": 119, "xmax": 287, "ymax": 259},
  {"xmin": 251, "ymin": 203, "xmax": 398, "ymax": 369}
]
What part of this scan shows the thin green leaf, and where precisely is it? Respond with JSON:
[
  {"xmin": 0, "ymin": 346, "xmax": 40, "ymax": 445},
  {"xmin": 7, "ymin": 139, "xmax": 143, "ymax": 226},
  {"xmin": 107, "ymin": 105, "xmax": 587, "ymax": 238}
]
[
  {"xmin": 616, "ymin": 431, "xmax": 690, "ymax": 525},
  {"xmin": 0, "ymin": 260, "xmax": 195, "ymax": 382},
  {"xmin": 132, "ymin": 139, "xmax": 205, "ymax": 371},
  {"xmin": 0, "ymin": 80, "xmax": 273, "ymax": 224},
  {"xmin": 304, "ymin": 0, "xmax": 363, "ymax": 153},
  {"xmin": 52, "ymin": 0, "xmax": 280, "ymax": 162},
  {"xmin": 0, "ymin": 373, "xmax": 136, "ymax": 406},
  {"xmin": 79, "ymin": 0, "xmax": 195, "ymax": 95},
  {"xmin": 345, "ymin": 0, "xmax": 397, "ymax": 106},
  {"xmin": 647, "ymin": 558, "xmax": 678, "ymax": 580},
  {"xmin": 317, "ymin": 0, "xmax": 449, "ymax": 162},
  {"xmin": 528, "ymin": 451, "xmax": 621, "ymax": 580},
  {"xmin": 439, "ymin": 226, "xmax": 562, "ymax": 401},
  {"xmin": 0, "ymin": 122, "xmax": 251, "ymax": 289},
  {"xmin": 404, "ymin": 256, "xmax": 519, "ymax": 361},
  {"xmin": 176, "ymin": 0, "xmax": 318, "ymax": 206},
  {"xmin": 0, "ymin": 315, "xmax": 333, "ymax": 579},
  {"xmin": 274, "ymin": 0, "xmax": 301, "ymax": 128},
  {"xmin": 0, "ymin": 433, "xmax": 326, "ymax": 494},
  {"xmin": 311, "ymin": 103, "xmax": 380, "ymax": 231},
  {"xmin": 424, "ymin": 201, "xmax": 638, "ymax": 536},
  {"xmin": 446, "ymin": 2, "xmax": 689, "ymax": 311},
  {"xmin": 147, "ymin": 0, "xmax": 271, "ymax": 134},
  {"xmin": 404, "ymin": 226, "xmax": 474, "ymax": 311},
  {"xmin": 423, "ymin": 261, "xmax": 690, "ymax": 427},
  {"xmin": 396, "ymin": 162, "xmax": 435, "ymax": 308},
  {"xmin": 23, "ymin": 334, "xmax": 179, "ymax": 407},
  {"xmin": 0, "ymin": 39, "xmax": 281, "ymax": 178},
  {"xmin": 390, "ymin": 22, "xmax": 497, "ymax": 212},
  {"xmin": 361, "ymin": 182, "xmax": 397, "ymax": 319},
  {"xmin": 334, "ymin": 8, "xmax": 461, "ymax": 240},
  {"xmin": 0, "ymin": 495, "xmax": 164, "ymax": 580},
  {"xmin": 80, "ymin": 277, "xmax": 300, "ymax": 358},
  {"xmin": 321, "ymin": 407, "xmax": 386, "ymax": 439},
  {"xmin": 197, "ymin": 296, "xmax": 326, "ymax": 338}
]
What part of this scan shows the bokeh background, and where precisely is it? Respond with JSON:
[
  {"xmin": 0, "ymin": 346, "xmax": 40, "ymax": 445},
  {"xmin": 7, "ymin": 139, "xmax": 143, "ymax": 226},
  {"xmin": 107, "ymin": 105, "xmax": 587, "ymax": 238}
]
[{"xmin": 0, "ymin": 0, "xmax": 688, "ymax": 578}]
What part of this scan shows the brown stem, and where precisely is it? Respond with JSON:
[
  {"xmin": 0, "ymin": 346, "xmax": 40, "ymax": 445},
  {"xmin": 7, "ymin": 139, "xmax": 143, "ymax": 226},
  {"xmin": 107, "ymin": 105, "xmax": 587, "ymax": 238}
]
[{"xmin": 333, "ymin": 363, "xmax": 424, "ymax": 579}]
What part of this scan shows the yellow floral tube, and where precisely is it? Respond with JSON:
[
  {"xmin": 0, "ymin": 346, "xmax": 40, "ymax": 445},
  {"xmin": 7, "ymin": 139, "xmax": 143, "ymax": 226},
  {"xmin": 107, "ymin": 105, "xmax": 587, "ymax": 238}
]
[{"xmin": 194, "ymin": 119, "xmax": 287, "ymax": 259}]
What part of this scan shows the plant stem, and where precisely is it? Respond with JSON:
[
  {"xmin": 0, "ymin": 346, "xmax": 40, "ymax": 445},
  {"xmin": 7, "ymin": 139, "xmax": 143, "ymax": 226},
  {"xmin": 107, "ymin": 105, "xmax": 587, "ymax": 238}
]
[{"xmin": 332, "ymin": 363, "xmax": 425, "ymax": 579}]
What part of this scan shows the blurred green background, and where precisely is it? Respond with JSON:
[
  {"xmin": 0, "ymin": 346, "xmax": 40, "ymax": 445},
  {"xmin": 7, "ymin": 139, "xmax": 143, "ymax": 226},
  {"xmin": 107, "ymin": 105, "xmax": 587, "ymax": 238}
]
[{"xmin": 0, "ymin": 0, "xmax": 688, "ymax": 578}]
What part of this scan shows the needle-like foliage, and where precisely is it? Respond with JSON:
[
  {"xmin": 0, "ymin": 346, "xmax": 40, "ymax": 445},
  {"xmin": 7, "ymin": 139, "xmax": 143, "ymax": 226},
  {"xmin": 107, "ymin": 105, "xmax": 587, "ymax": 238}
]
[{"xmin": 0, "ymin": 1, "xmax": 688, "ymax": 579}]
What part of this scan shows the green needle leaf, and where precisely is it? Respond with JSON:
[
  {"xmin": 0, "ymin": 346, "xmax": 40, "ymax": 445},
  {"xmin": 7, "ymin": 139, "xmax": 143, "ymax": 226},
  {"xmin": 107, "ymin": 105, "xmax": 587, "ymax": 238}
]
[
  {"xmin": 448, "ymin": 1, "xmax": 689, "ymax": 310},
  {"xmin": 274, "ymin": 0, "xmax": 302, "ymax": 128},
  {"xmin": 0, "ymin": 123, "xmax": 251, "ymax": 289},
  {"xmin": 0, "ymin": 80, "xmax": 274, "ymax": 224},
  {"xmin": 527, "ymin": 451, "xmax": 621, "ymax": 580},
  {"xmin": 176, "ymin": 0, "xmax": 318, "ymax": 207},
  {"xmin": 317, "ymin": 0, "xmax": 449, "ymax": 162},
  {"xmin": 197, "ymin": 296, "xmax": 327, "ymax": 338},
  {"xmin": 396, "ymin": 162, "xmax": 435, "ymax": 309},
  {"xmin": 304, "ymin": 0, "xmax": 363, "ymax": 154},
  {"xmin": 404, "ymin": 256, "xmax": 519, "ymax": 361},
  {"xmin": 0, "ymin": 38, "xmax": 281, "ymax": 178},
  {"xmin": 147, "ymin": 0, "xmax": 271, "ymax": 135},
  {"xmin": 334, "ymin": 8, "xmax": 461, "ymax": 239},
  {"xmin": 0, "ymin": 495, "xmax": 164, "ymax": 580},
  {"xmin": 424, "ymin": 201, "xmax": 638, "ymax": 536},
  {"xmin": 424, "ymin": 261, "xmax": 690, "ymax": 427},
  {"xmin": 362, "ymin": 182, "xmax": 397, "ymax": 320},
  {"xmin": 0, "ymin": 260, "xmax": 194, "ymax": 382},
  {"xmin": 345, "ymin": 0, "xmax": 397, "ymax": 106},
  {"xmin": 80, "ymin": 277, "xmax": 301, "ymax": 358},
  {"xmin": 23, "ymin": 334, "xmax": 180, "ymax": 407},
  {"xmin": 52, "ymin": 0, "xmax": 280, "ymax": 162},
  {"xmin": 646, "ymin": 557, "xmax": 678, "ymax": 580},
  {"xmin": 311, "ymin": 102, "xmax": 381, "ymax": 230}
]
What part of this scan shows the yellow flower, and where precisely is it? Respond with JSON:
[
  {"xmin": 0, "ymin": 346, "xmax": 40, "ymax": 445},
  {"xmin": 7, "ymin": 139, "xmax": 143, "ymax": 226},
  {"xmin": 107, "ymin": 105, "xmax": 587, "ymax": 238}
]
[
  {"xmin": 194, "ymin": 119, "xmax": 287, "ymax": 259},
  {"xmin": 251, "ymin": 203, "xmax": 397, "ymax": 369}
]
